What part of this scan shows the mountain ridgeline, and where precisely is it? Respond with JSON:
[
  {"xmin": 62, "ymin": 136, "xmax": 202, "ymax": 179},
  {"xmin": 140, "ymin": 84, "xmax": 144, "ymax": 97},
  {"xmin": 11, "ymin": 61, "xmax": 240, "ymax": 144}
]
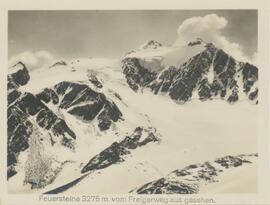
[
  {"xmin": 7, "ymin": 62, "xmax": 122, "ymax": 188},
  {"xmin": 7, "ymin": 39, "xmax": 259, "ymax": 193},
  {"xmin": 131, "ymin": 153, "xmax": 258, "ymax": 194},
  {"xmin": 122, "ymin": 42, "xmax": 258, "ymax": 104}
]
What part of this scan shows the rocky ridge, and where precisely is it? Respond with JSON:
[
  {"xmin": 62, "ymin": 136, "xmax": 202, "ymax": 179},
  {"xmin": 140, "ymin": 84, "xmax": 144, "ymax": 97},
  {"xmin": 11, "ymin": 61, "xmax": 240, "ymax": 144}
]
[
  {"xmin": 122, "ymin": 41, "xmax": 258, "ymax": 104},
  {"xmin": 81, "ymin": 127, "xmax": 160, "ymax": 173},
  {"xmin": 131, "ymin": 153, "xmax": 258, "ymax": 194},
  {"xmin": 7, "ymin": 62, "xmax": 123, "ymax": 188}
]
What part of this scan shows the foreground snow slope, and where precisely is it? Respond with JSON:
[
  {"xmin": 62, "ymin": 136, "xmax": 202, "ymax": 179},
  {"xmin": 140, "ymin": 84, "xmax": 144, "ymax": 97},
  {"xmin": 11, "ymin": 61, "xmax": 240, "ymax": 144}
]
[
  {"xmin": 32, "ymin": 59, "xmax": 258, "ymax": 194},
  {"xmin": 61, "ymin": 92, "xmax": 258, "ymax": 194},
  {"xmin": 131, "ymin": 154, "xmax": 257, "ymax": 194}
]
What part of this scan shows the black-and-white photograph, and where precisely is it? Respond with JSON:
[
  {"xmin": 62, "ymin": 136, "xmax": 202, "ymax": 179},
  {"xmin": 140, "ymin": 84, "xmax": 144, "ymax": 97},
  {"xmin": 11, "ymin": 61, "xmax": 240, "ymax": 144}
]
[{"xmin": 7, "ymin": 10, "xmax": 259, "ymax": 195}]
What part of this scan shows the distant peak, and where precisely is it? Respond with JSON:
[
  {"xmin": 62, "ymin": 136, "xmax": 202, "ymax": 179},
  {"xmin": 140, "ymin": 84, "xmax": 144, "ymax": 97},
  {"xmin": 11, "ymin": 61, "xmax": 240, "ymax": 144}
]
[
  {"xmin": 139, "ymin": 40, "xmax": 163, "ymax": 50},
  {"xmin": 16, "ymin": 61, "xmax": 26, "ymax": 67},
  {"xmin": 8, "ymin": 61, "xmax": 30, "ymax": 86},
  {"xmin": 49, "ymin": 60, "xmax": 68, "ymax": 68},
  {"xmin": 187, "ymin": 38, "xmax": 205, "ymax": 47},
  {"xmin": 187, "ymin": 38, "xmax": 217, "ymax": 51},
  {"xmin": 8, "ymin": 61, "xmax": 27, "ymax": 74}
]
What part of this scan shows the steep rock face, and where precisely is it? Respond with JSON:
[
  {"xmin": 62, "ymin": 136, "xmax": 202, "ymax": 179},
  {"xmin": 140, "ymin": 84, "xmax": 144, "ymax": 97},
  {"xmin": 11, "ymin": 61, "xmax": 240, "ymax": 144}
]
[
  {"xmin": 122, "ymin": 43, "xmax": 258, "ymax": 104},
  {"xmin": 7, "ymin": 65, "xmax": 76, "ymax": 180},
  {"xmin": 167, "ymin": 45, "xmax": 216, "ymax": 102},
  {"xmin": 8, "ymin": 62, "xmax": 123, "ymax": 188},
  {"xmin": 8, "ymin": 62, "xmax": 30, "ymax": 89},
  {"xmin": 81, "ymin": 127, "xmax": 160, "ymax": 173},
  {"xmin": 36, "ymin": 88, "xmax": 59, "ymax": 104},
  {"xmin": 149, "ymin": 66, "xmax": 178, "ymax": 94},
  {"xmin": 87, "ymin": 73, "xmax": 103, "ymax": 88},
  {"xmin": 140, "ymin": 40, "xmax": 163, "ymax": 50},
  {"xmin": 122, "ymin": 58, "xmax": 157, "ymax": 91},
  {"xmin": 37, "ymin": 81, "xmax": 123, "ymax": 131},
  {"xmin": 131, "ymin": 154, "xmax": 257, "ymax": 194}
]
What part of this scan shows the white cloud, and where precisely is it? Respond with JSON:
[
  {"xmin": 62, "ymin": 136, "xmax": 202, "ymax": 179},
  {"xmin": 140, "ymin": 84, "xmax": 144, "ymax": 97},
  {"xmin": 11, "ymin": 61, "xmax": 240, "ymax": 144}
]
[
  {"xmin": 175, "ymin": 14, "xmax": 256, "ymax": 65},
  {"xmin": 9, "ymin": 50, "xmax": 55, "ymax": 71},
  {"xmin": 251, "ymin": 52, "xmax": 258, "ymax": 66}
]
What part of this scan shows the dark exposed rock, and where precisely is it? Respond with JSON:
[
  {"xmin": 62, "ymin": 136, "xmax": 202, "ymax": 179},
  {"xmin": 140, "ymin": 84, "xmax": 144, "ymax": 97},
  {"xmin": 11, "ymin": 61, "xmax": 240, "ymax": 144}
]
[
  {"xmin": 10, "ymin": 78, "xmax": 123, "ymax": 181},
  {"xmin": 69, "ymin": 103, "xmax": 104, "ymax": 121},
  {"xmin": 49, "ymin": 61, "xmax": 68, "ymax": 68},
  {"xmin": 97, "ymin": 101, "xmax": 123, "ymax": 131},
  {"xmin": 186, "ymin": 164, "xmax": 199, "ymax": 169},
  {"xmin": 56, "ymin": 82, "xmax": 101, "ymax": 109},
  {"xmin": 196, "ymin": 162, "xmax": 218, "ymax": 182},
  {"xmin": 4, "ymin": 75, "xmax": 121, "ymax": 181},
  {"xmin": 12, "ymin": 92, "xmax": 75, "ymax": 141},
  {"xmin": 7, "ymin": 66, "xmax": 76, "ymax": 179},
  {"xmin": 51, "ymin": 81, "xmax": 122, "ymax": 130},
  {"xmin": 188, "ymin": 39, "xmax": 203, "ymax": 47},
  {"xmin": 241, "ymin": 63, "xmax": 258, "ymax": 93},
  {"xmin": 122, "ymin": 58, "xmax": 157, "ymax": 91},
  {"xmin": 173, "ymin": 169, "xmax": 191, "ymax": 177},
  {"xmin": 214, "ymin": 155, "xmax": 251, "ymax": 168},
  {"xmin": 227, "ymin": 89, "xmax": 239, "ymax": 103},
  {"xmin": 81, "ymin": 142, "xmax": 130, "ymax": 173},
  {"xmin": 132, "ymin": 154, "xmax": 257, "ymax": 194},
  {"xmin": 150, "ymin": 66, "xmax": 178, "ymax": 94},
  {"xmin": 135, "ymin": 178, "xmax": 198, "ymax": 194},
  {"xmin": 141, "ymin": 40, "xmax": 163, "ymax": 50},
  {"xmin": 7, "ymin": 91, "xmax": 76, "ymax": 178},
  {"xmin": 9, "ymin": 62, "xmax": 30, "ymax": 87},
  {"xmin": 8, "ymin": 89, "xmax": 21, "ymax": 105},
  {"xmin": 7, "ymin": 166, "xmax": 17, "ymax": 179},
  {"xmin": 169, "ymin": 47, "xmax": 216, "ymax": 102},
  {"xmin": 249, "ymin": 88, "xmax": 258, "ymax": 101},
  {"xmin": 198, "ymin": 79, "xmax": 212, "ymax": 101},
  {"xmin": 81, "ymin": 127, "xmax": 160, "ymax": 173},
  {"xmin": 122, "ymin": 44, "xmax": 258, "ymax": 104},
  {"xmin": 88, "ymin": 73, "xmax": 103, "ymax": 88},
  {"xmin": 36, "ymin": 88, "xmax": 59, "ymax": 104}
]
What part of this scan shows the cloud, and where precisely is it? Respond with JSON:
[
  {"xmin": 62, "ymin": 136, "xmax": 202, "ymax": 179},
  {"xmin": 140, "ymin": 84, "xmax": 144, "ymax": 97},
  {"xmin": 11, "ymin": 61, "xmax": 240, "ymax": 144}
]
[
  {"xmin": 8, "ymin": 50, "xmax": 55, "ymax": 71},
  {"xmin": 175, "ymin": 14, "xmax": 256, "ymax": 65},
  {"xmin": 251, "ymin": 52, "xmax": 258, "ymax": 66}
]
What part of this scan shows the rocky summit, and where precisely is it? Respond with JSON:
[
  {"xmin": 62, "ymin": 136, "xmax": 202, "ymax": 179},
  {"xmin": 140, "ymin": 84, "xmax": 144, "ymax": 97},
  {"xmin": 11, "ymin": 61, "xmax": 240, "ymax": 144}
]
[{"xmin": 122, "ymin": 42, "xmax": 258, "ymax": 104}]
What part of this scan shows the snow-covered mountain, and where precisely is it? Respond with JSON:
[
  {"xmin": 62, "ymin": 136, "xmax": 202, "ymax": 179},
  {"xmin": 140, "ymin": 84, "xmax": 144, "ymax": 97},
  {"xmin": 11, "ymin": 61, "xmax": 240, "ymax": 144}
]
[
  {"xmin": 122, "ymin": 39, "xmax": 258, "ymax": 104},
  {"xmin": 7, "ymin": 39, "xmax": 259, "ymax": 194}
]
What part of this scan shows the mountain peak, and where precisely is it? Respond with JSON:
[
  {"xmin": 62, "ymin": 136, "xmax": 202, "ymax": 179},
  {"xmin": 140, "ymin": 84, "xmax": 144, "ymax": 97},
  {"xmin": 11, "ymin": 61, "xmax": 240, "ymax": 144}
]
[
  {"xmin": 15, "ymin": 61, "xmax": 25, "ymax": 67},
  {"xmin": 187, "ymin": 38, "xmax": 216, "ymax": 50},
  {"xmin": 187, "ymin": 38, "xmax": 204, "ymax": 47},
  {"xmin": 8, "ymin": 61, "xmax": 27, "ymax": 74},
  {"xmin": 49, "ymin": 60, "xmax": 68, "ymax": 68},
  {"xmin": 8, "ymin": 61, "xmax": 30, "ymax": 88},
  {"xmin": 139, "ymin": 40, "xmax": 163, "ymax": 50}
]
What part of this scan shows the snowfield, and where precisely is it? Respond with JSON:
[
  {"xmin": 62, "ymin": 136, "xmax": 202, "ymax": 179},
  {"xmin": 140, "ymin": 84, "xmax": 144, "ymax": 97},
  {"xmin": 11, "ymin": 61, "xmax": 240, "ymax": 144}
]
[{"xmin": 8, "ymin": 56, "xmax": 258, "ymax": 194}]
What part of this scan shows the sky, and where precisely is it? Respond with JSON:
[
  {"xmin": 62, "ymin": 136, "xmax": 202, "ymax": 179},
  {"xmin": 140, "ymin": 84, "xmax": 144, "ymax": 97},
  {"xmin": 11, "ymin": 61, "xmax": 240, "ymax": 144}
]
[{"xmin": 8, "ymin": 10, "xmax": 257, "ymax": 69}]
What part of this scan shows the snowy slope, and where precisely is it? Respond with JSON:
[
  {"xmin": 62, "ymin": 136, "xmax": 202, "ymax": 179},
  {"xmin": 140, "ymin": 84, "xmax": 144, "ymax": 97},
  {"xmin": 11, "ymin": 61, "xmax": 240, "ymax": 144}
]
[
  {"xmin": 52, "ymin": 91, "xmax": 258, "ymax": 194},
  {"xmin": 131, "ymin": 154, "xmax": 258, "ymax": 194},
  {"xmin": 8, "ymin": 39, "xmax": 259, "ymax": 194},
  {"xmin": 125, "ymin": 39, "xmax": 206, "ymax": 72}
]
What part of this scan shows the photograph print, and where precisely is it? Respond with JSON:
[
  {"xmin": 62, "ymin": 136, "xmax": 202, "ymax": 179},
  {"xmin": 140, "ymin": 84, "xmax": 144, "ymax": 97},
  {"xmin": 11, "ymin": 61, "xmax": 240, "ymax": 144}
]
[{"xmin": 7, "ymin": 10, "xmax": 259, "ymax": 194}]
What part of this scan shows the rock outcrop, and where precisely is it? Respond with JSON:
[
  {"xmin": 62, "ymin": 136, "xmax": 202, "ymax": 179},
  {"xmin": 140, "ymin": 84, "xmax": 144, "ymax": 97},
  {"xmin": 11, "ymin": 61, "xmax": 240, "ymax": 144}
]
[
  {"xmin": 81, "ymin": 127, "xmax": 160, "ymax": 173},
  {"xmin": 131, "ymin": 154, "xmax": 257, "ymax": 194}
]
